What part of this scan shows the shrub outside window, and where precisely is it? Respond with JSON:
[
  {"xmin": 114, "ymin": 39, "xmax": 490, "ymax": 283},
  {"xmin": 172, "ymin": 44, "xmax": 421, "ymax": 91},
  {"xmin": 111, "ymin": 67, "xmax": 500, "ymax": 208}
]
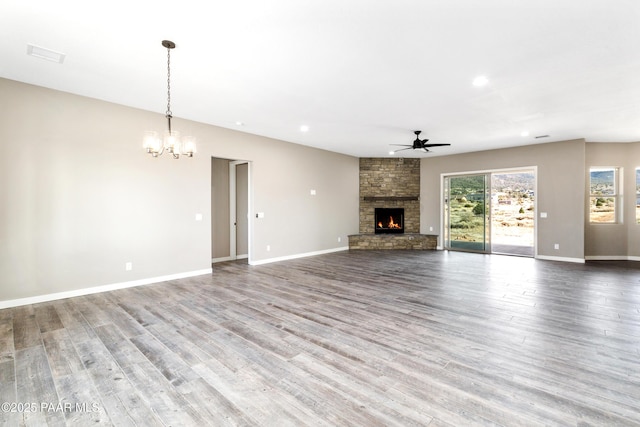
[{"xmin": 589, "ymin": 167, "xmax": 619, "ymax": 223}]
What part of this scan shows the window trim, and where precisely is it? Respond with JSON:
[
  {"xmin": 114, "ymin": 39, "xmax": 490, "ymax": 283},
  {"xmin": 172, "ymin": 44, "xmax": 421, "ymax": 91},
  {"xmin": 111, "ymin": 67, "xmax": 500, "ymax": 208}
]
[{"xmin": 636, "ymin": 167, "xmax": 640, "ymax": 224}]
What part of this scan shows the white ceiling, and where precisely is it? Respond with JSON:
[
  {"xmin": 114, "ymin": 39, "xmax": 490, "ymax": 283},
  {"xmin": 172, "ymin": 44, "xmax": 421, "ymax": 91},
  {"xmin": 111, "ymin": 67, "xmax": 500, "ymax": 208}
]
[{"xmin": 2, "ymin": 0, "xmax": 640, "ymax": 158}]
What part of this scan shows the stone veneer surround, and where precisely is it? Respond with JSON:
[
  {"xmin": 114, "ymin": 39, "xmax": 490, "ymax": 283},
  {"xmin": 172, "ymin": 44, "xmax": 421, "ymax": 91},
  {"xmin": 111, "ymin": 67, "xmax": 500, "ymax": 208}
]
[
  {"xmin": 350, "ymin": 158, "xmax": 437, "ymax": 250},
  {"xmin": 358, "ymin": 158, "xmax": 420, "ymax": 234}
]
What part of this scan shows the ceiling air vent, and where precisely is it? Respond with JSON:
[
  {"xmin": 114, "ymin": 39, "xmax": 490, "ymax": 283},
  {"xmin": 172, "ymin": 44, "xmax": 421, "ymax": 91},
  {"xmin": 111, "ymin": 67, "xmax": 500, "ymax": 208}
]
[{"xmin": 27, "ymin": 44, "xmax": 65, "ymax": 64}]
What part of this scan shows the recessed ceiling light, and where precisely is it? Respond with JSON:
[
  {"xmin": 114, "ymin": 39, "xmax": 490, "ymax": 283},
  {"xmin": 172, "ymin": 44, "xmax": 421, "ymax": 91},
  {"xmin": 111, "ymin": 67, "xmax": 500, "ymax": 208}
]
[
  {"xmin": 472, "ymin": 75, "xmax": 489, "ymax": 87},
  {"xmin": 300, "ymin": 125, "xmax": 309, "ymax": 132},
  {"xmin": 520, "ymin": 131, "xmax": 530, "ymax": 137},
  {"xmin": 27, "ymin": 44, "xmax": 65, "ymax": 64},
  {"xmin": 389, "ymin": 151, "xmax": 395, "ymax": 156},
  {"xmin": 235, "ymin": 121, "xmax": 245, "ymax": 126}
]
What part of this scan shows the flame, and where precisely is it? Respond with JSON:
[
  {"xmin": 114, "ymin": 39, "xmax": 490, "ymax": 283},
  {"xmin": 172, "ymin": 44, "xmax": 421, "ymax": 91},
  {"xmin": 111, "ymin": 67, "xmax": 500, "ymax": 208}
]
[
  {"xmin": 378, "ymin": 216, "xmax": 402, "ymax": 229},
  {"xmin": 388, "ymin": 216, "xmax": 401, "ymax": 229}
]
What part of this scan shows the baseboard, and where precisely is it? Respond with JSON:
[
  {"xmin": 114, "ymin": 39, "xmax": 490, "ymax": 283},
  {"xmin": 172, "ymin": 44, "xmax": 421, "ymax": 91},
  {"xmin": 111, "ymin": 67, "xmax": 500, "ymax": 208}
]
[
  {"xmin": 0, "ymin": 268, "xmax": 213, "ymax": 310},
  {"xmin": 249, "ymin": 246, "xmax": 349, "ymax": 266},
  {"xmin": 585, "ymin": 255, "xmax": 640, "ymax": 261},
  {"xmin": 536, "ymin": 255, "xmax": 585, "ymax": 264}
]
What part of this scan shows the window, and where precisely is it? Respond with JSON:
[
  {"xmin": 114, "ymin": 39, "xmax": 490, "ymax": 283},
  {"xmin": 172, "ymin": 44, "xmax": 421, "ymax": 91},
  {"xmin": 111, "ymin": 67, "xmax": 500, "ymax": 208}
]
[
  {"xmin": 636, "ymin": 168, "xmax": 640, "ymax": 224},
  {"xmin": 589, "ymin": 167, "xmax": 619, "ymax": 223}
]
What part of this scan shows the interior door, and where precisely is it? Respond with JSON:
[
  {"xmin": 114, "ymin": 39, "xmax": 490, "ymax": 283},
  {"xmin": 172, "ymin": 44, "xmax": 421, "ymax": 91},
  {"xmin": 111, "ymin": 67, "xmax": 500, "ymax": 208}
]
[
  {"xmin": 229, "ymin": 161, "xmax": 249, "ymax": 260},
  {"xmin": 235, "ymin": 163, "xmax": 249, "ymax": 258},
  {"xmin": 444, "ymin": 174, "xmax": 489, "ymax": 252}
]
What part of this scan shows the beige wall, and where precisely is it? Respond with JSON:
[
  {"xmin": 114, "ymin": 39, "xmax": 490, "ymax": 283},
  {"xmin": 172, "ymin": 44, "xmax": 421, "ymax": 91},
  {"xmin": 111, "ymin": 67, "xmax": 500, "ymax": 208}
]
[
  {"xmin": 0, "ymin": 78, "xmax": 359, "ymax": 302},
  {"xmin": 421, "ymin": 139, "xmax": 586, "ymax": 261},
  {"xmin": 585, "ymin": 142, "xmax": 640, "ymax": 259}
]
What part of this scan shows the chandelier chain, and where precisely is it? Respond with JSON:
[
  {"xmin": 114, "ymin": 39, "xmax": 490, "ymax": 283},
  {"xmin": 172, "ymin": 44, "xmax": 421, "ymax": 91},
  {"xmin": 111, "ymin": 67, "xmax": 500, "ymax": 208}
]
[{"xmin": 166, "ymin": 47, "xmax": 172, "ymax": 117}]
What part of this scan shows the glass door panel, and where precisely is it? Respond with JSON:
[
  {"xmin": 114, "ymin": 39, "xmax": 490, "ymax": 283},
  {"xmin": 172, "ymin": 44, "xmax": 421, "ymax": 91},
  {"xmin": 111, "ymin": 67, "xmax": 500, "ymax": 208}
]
[
  {"xmin": 490, "ymin": 171, "xmax": 535, "ymax": 257},
  {"xmin": 444, "ymin": 174, "xmax": 489, "ymax": 252}
]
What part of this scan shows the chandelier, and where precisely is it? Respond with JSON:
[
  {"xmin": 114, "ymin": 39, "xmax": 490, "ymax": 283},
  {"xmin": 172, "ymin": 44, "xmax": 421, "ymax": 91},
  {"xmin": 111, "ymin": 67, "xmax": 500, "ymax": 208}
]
[{"xmin": 143, "ymin": 40, "xmax": 196, "ymax": 158}]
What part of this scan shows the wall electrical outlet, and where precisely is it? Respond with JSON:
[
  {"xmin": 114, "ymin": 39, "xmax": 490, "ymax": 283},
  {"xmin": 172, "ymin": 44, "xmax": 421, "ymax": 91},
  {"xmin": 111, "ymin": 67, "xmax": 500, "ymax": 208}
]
[
  {"xmin": 267, "ymin": 245, "xmax": 271, "ymax": 252},
  {"xmin": 338, "ymin": 237, "xmax": 341, "ymax": 242},
  {"xmin": 554, "ymin": 243, "xmax": 560, "ymax": 250},
  {"xmin": 125, "ymin": 262, "xmax": 133, "ymax": 271}
]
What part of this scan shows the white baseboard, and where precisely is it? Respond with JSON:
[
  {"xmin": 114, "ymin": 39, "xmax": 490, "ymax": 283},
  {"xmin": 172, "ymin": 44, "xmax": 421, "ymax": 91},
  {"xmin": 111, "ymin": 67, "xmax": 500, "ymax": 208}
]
[
  {"xmin": 536, "ymin": 255, "xmax": 585, "ymax": 264},
  {"xmin": 0, "ymin": 268, "xmax": 212, "ymax": 310},
  {"xmin": 585, "ymin": 255, "xmax": 640, "ymax": 261},
  {"xmin": 249, "ymin": 246, "xmax": 349, "ymax": 266}
]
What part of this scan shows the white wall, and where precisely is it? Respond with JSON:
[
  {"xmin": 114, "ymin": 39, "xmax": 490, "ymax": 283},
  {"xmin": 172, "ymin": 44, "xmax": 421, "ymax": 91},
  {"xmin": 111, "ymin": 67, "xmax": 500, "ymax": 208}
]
[{"xmin": 0, "ymin": 78, "xmax": 359, "ymax": 303}]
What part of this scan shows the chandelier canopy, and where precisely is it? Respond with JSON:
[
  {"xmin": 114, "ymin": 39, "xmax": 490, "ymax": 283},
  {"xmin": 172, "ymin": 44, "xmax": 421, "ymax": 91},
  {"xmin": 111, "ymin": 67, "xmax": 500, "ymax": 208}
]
[{"xmin": 143, "ymin": 40, "xmax": 196, "ymax": 159}]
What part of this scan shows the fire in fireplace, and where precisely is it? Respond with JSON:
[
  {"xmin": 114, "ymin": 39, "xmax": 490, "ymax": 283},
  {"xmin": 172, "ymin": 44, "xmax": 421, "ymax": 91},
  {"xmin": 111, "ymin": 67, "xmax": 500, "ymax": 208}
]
[{"xmin": 375, "ymin": 208, "xmax": 404, "ymax": 234}]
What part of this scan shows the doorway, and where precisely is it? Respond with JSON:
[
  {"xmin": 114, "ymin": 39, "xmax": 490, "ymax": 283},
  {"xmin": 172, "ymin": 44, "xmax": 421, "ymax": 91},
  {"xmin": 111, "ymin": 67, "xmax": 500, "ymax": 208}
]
[
  {"xmin": 443, "ymin": 168, "xmax": 535, "ymax": 257},
  {"xmin": 211, "ymin": 158, "xmax": 250, "ymax": 263}
]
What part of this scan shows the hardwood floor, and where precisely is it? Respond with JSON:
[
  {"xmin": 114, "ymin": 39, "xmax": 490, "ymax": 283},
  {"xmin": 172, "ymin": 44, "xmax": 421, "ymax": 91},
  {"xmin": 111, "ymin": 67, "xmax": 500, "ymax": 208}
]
[{"xmin": 1, "ymin": 250, "xmax": 639, "ymax": 426}]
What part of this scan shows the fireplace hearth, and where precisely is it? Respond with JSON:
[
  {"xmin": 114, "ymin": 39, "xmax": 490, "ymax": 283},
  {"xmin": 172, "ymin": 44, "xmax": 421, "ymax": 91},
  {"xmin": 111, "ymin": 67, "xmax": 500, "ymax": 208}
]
[{"xmin": 375, "ymin": 208, "xmax": 404, "ymax": 234}]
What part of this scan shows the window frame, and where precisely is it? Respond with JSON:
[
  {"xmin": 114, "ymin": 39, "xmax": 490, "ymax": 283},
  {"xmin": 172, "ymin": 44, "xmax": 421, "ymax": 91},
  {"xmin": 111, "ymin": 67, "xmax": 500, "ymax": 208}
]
[
  {"xmin": 589, "ymin": 167, "xmax": 621, "ymax": 224},
  {"xmin": 636, "ymin": 167, "xmax": 640, "ymax": 224}
]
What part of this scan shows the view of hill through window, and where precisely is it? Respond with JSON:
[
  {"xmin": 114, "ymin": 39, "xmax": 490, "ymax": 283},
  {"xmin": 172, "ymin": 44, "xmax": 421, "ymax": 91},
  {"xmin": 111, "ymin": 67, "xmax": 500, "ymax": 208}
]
[{"xmin": 589, "ymin": 169, "xmax": 616, "ymax": 223}]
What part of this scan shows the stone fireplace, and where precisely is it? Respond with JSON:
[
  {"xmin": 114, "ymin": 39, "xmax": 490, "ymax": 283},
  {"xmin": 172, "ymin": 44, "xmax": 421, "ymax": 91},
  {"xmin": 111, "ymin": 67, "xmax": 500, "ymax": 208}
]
[{"xmin": 349, "ymin": 157, "xmax": 436, "ymax": 250}]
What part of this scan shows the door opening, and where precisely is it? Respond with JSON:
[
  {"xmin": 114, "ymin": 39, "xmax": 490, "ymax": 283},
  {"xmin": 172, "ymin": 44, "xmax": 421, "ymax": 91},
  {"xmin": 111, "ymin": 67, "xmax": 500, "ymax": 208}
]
[{"xmin": 443, "ymin": 168, "xmax": 535, "ymax": 257}]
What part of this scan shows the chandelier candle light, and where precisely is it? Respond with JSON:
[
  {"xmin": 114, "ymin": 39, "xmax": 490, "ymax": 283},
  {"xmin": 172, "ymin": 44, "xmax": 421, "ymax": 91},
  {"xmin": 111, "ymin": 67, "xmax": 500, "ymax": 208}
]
[{"xmin": 143, "ymin": 40, "xmax": 196, "ymax": 158}]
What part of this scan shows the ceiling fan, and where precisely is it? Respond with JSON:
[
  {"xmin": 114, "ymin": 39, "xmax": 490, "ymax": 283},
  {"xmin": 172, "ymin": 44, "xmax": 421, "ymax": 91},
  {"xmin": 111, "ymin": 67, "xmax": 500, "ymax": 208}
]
[{"xmin": 390, "ymin": 130, "xmax": 451, "ymax": 153}]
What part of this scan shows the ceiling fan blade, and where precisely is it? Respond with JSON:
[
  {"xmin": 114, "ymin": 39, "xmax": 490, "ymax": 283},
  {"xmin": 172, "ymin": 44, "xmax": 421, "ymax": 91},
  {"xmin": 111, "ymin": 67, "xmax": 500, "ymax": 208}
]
[
  {"xmin": 389, "ymin": 144, "xmax": 412, "ymax": 147},
  {"xmin": 393, "ymin": 147, "xmax": 413, "ymax": 152},
  {"xmin": 420, "ymin": 139, "xmax": 429, "ymax": 144},
  {"xmin": 422, "ymin": 143, "xmax": 451, "ymax": 147}
]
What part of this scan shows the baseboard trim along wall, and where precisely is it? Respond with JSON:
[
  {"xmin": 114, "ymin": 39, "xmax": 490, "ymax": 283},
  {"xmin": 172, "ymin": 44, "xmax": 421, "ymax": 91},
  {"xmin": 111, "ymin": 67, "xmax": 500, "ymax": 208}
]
[
  {"xmin": 536, "ymin": 255, "xmax": 586, "ymax": 263},
  {"xmin": 585, "ymin": 255, "xmax": 640, "ymax": 261},
  {"xmin": 0, "ymin": 268, "xmax": 213, "ymax": 310},
  {"xmin": 249, "ymin": 246, "xmax": 349, "ymax": 266}
]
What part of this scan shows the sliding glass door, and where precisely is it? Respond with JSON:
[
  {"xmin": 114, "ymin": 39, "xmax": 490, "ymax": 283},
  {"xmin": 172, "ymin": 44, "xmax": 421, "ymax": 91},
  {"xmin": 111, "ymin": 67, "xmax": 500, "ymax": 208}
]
[
  {"xmin": 444, "ymin": 174, "xmax": 489, "ymax": 252},
  {"xmin": 444, "ymin": 170, "xmax": 535, "ymax": 256}
]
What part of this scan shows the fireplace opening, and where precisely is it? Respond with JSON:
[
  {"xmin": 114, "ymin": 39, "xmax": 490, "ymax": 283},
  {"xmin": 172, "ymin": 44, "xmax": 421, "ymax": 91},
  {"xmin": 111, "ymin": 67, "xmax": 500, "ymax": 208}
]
[{"xmin": 375, "ymin": 208, "xmax": 404, "ymax": 234}]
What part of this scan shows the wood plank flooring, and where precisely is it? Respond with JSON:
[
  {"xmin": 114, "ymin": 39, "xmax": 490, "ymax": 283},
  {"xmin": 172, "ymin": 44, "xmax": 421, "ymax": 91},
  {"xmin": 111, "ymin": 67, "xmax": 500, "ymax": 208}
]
[{"xmin": 1, "ymin": 250, "xmax": 639, "ymax": 426}]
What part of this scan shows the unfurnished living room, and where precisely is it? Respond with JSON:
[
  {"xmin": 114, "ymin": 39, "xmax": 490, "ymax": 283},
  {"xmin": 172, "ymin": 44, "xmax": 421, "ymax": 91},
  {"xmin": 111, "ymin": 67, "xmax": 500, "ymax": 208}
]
[{"xmin": 1, "ymin": 1, "xmax": 640, "ymax": 426}]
